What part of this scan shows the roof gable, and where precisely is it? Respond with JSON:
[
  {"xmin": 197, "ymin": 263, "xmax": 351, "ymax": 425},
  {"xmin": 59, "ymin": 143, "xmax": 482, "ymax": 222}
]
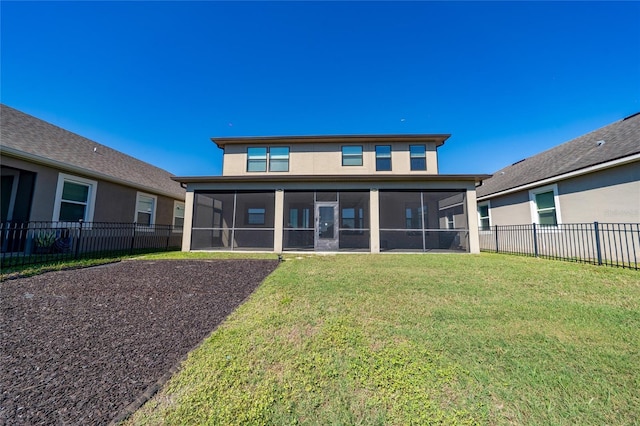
[
  {"xmin": 0, "ymin": 104, "xmax": 184, "ymax": 200},
  {"xmin": 477, "ymin": 113, "xmax": 640, "ymax": 198}
]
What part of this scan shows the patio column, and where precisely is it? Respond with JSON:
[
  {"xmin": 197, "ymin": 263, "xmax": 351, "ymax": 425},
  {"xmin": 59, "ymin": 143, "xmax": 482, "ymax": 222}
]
[
  {"xmin": 181, "ymin": 190, "xmax": 194, "ymax": 252},
  {"xmin": 274, "ymin": 189, "xmax": 284, "ymax": 253},
  {"xmin": 370, "ymin": 188, "xmax": 380, "ymax": 253},
  {"xmin": 466, "ymin": 188, "xmax": 480, "ymax": 254}
]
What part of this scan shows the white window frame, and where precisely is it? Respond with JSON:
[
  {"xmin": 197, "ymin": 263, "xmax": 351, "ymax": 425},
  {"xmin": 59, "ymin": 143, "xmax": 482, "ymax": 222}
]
[
  {"xmin": 135, "ymin": 192, "xmax": 157, "ymax": 228},
  {"xmin": 477, "ymin": 201, "xmax": 491, "ymax": 232},
  {"xmin": 529, "ymin": 184, "xmax": 562, "ymax": 227},
  {"xmin": 52, "ymin": 173, "xmax": 97, "ymax": 223},
  {"xmin": 173, "ymin": 201, "xmax": 185, "ymax": 232}
]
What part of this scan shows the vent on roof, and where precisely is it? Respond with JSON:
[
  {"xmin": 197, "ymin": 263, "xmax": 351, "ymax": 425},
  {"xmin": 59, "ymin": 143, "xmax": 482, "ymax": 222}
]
[
  {"xmin": 596, "ymin": 140, "xmax": 605, "ymax": 147},
  {"xmin": 511, "ymin": 158, "xmax": 526, "ymax": 165},
  {"xmin": 622, "ymin": 112, "xmax": 640, "ymax": 121}
]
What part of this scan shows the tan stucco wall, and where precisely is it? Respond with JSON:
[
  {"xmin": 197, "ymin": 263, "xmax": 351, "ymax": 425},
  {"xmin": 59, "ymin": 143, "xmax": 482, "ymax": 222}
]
[{"xmin": 222, "ymin": 142, "xmax": 439, "ymax": 176}]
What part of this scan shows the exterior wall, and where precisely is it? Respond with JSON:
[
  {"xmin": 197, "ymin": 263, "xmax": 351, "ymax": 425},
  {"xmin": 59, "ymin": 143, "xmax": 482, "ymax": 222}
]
[
  {"xmin": 556, "ymin": 162, "xmax": 639, "ymax": 223},
  {"xmin": 484, "ymin": 191, "xmax": 531, "ymax": 225},
  {"xmin": 1, "ymin": 155, "xmax": 182, "ymax": 225},
  {"xmin": 1, "ymin": 156, "xmax": 59, "ymax": 221},
  {"xmin": 222, "ymin": 142, "xmax": 439, "ymax": 176},
  {"xmin": 480, "ymin": 162, "xmax": 640, "ymax": 225}
]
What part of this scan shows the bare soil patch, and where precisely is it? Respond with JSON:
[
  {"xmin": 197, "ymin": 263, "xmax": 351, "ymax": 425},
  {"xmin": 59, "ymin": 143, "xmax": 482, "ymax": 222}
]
[{"xmin": 0, "ymin": 259, "xmax": 278, "ymax": 425}]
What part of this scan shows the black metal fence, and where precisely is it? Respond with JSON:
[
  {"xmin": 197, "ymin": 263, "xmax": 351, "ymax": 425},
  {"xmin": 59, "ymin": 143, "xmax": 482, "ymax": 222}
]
[
  {"xmin": 479, "ymin": 222, "xmax": 639, "ymax": 270},
  {"xmin": 1, "ymin": 221, "xmax": 182, "ymax": 269}
]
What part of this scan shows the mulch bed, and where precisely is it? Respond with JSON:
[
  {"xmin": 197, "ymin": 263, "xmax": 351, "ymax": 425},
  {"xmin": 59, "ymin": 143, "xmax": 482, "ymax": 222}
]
[{"xmin": 0, "ymin": 259, "xmax": 279, "ymax": 425}]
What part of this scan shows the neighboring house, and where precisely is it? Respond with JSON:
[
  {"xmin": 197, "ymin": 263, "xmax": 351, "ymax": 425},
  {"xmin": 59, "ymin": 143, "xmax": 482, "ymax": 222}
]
[
  {"xmin": 1, "ymin": 104, "xmax": 186, "ymax": 229},
  {"xmin": 174, "ymin": 134, "xmax": 490, "ymax": 253},
  {"xmin": 476, "ymin": 112, "xmax": 640, "ymax": 229}
]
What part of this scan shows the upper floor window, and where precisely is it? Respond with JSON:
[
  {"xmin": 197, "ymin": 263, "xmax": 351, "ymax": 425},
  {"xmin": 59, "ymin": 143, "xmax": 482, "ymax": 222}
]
[
  {"xmin": 247, "ymin": 147, "xmax": 289, "ymax": 172},
  {"xmin": 247, "ymin": 147, "xmax": 268, "ymax": 172},
  {"xmin": 53, "ymin": 173, "xmax": 97, "ymax": 222},
  {"xmin": 409, "ymin": 145, "xmax": 426, "ymax": 171},
  {"xmin": 478, "ymin": 202, "xmax": 490, "ymax": 231},
  {"xmin": 136, "ymin": 192, "xmax": 157, "ymax": 226},
  {"xmin": 529, "ymin": 185, "xmax": 560, "ymax": 226},
  {"xmin": 269, "ymin": 147, "xmax": 290, "ymax": 172},
  {"xmin": 342, "ymin": 145, "xmax": 363, "ymax": 166},
  {"xmin": 375, "ymin": 145, "xmax": 392, "ymax": 171}
]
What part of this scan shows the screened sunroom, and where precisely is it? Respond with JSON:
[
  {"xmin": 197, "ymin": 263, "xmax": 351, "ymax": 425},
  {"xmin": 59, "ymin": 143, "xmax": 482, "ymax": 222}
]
[{"xmin": 185, "ymin": 183, "xmax": 476, "ymax": 253}]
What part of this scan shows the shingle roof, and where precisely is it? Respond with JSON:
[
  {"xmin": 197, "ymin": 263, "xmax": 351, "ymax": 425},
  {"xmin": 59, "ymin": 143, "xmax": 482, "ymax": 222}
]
[
  {"xmin": 0, "ymin": 104, "xmax": 185, "ymax": 200},
  {"xmin": 477, "ymin": 112, "xmax": 640, "ymax": 198}
]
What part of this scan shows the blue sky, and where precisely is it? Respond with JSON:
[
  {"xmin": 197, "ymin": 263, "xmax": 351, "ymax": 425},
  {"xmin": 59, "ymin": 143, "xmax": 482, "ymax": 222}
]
[{"xmin": 2, "ymin": 1, "xmax": 639, "ymax": 176}]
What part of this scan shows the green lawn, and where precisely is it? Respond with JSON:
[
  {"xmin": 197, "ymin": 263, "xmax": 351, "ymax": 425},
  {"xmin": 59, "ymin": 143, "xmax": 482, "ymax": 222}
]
[{"xmin": 118, "ymin": 253, "xmax": 636, "ymax": 424}]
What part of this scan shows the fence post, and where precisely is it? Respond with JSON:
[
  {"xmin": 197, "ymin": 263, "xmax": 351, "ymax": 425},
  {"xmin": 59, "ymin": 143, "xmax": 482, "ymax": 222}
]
[
  {"xmin": 494, "ymin": 225, "xmax": 499, "ymax": 253},
  {"xmin": 166, "ymin": 225, "xmax": 171, "ymax": 251},
  {"xmin": 75, "ymin": 220, "xmax": 83, "ymax": 259},
  {"xmin": 130, "ymin": 223, "xmax": 137, "ymax": 255},
  {"xmin": 594, "ymin": 221, "xmax": 602, "ymax": 266},
  {"xmin": 532, "ymin": 223, "xmax": 539, "ymax": 257}
]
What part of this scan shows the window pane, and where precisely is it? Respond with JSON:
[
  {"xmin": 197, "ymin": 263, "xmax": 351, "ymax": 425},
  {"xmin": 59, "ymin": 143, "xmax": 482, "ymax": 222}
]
[
  {"xmin": 341, "ymin": 208, "xmax": 355, "ymax": 229},
  {"xmin": 59, "ymin": 202, "xmax": 86, "ymax": 221},
  {"xmin": 269, "ymin": 159, "xmax": 289, "ymax": 172},
  {"xmin": 535, "ymin": 191, "xmax": 555, "ymax": 210},
  {"xmin": 539, "ymin": 210, "xmax": 557, "ymax": 226},
  {"xmin": 62, "ymin": 181, "xmax": 89, "ymax": 203},
  {"xmin": 248, "ymin": 208, "xmax": 266, "ymax": 225},
  {"xmin": 410, "ymin": 158, "xmax": 426, "ymax": 170},
  {"xmin": 174, "ymin": 203, "xmax": 185, "ymax": 218},
  {"xmin": 409, "ymin": 145, "xmax": 425, "ymax": 157},
  {"xmin": 376, "ymin": 158, "xmax": 391, "ymax": 171},
  {"xmin": 375, "ymin": 145, "xmax": 391, "ymax": 157},
  {"xmin": 137, "ymin": 196, "xmax": 154, "ymax": 213},
  {"xmin": 342, "ymin": 146, "xmax": 362, "ymax": 155},
  {"xmin": 247, "ymin": 147, "xmax": 267, "ymax": 172},
  {"xmin": 270, "ymin": 147, "xmax": 289, "ymax": 158},
  {"xmin": 137, "ymin": 211, "xmax": 152, "ymax": 226},
  {"xmin": 174, "ymin": 217, "xmax": 185, "ymax": 228},
  {"xmin": 480, "ymin": 217, "xmax": 490, "ymax": 230},
  {"xmin": 342, "ymin": 146, "xmax": 363, "ymax": 166},
  {"xmin": 247, "ymin": 147, "xmax": 267, "ymax": 159},
  {"xmin": 478, "ymin": 205, "xmax": 489, "ymax": 217}
]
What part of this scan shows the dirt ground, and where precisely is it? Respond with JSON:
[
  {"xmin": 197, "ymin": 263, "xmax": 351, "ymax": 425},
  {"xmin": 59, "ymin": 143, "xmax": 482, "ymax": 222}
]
[{"xmin": 0, "ymin": 259, "xmax": 279, "ymax": 425}]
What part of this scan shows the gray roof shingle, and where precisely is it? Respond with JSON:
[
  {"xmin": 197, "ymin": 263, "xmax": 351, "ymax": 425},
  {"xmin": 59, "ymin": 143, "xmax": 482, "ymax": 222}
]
[
  {"xmin": 477, "ymin": 112, "xmax": 640, "ymax": 198},
  {"xmin": 0, "ymin": 104, "xmax": 185, "ymax": 199}
]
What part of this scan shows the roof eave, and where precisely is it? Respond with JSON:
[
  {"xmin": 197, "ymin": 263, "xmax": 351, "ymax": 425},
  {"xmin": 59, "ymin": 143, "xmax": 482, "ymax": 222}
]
[
  {"xmin": 477, "ymin": 153, "xmax": 640, "ymax": 200},
  {"xmin": 1, "ymin": 145, "xmax": 185, "ymax": 200},
  {"xmin": 172, "ymin": 173, "xmax": 491, "ymax": 185},
  {"xmin": 211, "ymin": 134, "xmax": 450, "ymax": 149}
]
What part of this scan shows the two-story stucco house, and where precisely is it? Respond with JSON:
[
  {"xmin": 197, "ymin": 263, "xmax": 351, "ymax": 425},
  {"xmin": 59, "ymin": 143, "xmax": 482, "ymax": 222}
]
[{"xmin": 174, "ymin": 134, "xmax": 490, "ymax": 253}]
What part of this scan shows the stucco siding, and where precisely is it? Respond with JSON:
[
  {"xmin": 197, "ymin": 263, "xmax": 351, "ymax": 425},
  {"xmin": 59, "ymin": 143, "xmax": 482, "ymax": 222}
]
[
  {"xmin": 485, "ymin": 191, "xmax": 532, "ymax": 225},
  {"xmin": 222, "ymin": 142, "xmax": 439, "ymax": 176},
  {"xmin": 557, "ymin": 162, "xmax": 640, "ymax": 223}
]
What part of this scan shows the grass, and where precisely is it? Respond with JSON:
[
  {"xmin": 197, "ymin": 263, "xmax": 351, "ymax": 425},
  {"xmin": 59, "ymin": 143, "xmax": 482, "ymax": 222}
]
[
  {"xmin": 9, "ymin": 251, "xmax": 637, "ymax": 424},
  {"xmin": 120, "ymin": 253, "xmax": 640, "ymax": 425}
]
